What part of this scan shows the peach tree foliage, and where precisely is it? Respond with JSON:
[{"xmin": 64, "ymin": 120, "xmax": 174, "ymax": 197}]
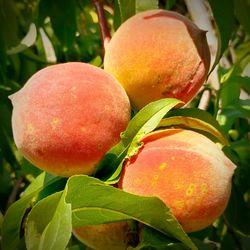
[{"xmin": 0, "ymin": 0, "xmax": 250, "ymax": 250}]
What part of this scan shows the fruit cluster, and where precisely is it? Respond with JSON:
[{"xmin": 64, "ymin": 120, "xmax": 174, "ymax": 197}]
[{"xmin": 10, "ymin": 9, "xmax": 235, "ymax": 250}]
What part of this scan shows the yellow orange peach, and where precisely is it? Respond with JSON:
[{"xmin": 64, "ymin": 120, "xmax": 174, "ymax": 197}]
[{"xmin": 104, "ymin": 10, "xmax": 210, "ymax": 110}]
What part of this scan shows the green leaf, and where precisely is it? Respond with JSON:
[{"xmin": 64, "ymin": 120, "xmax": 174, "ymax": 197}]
[
  {"xmin": 217, "ymin": 99, "xmax": 250, "ymax": 131},
  {"xmin": 208, "ymin": 0, "xmax": 234, "ymax": 71},
  {"xmin": 95, "ymin": 98, "xmax": 182, "ymax": 183},
  {"xmin": 227, "ymin": 99, "xmax": 250, "ymax": 117},
  {"xmin": 231, "ymin": 76, "xmax": 250, "ymax": 94},
  {"xmin": 223, "ymin": 75, "xmax": 250, "ymax": 93},
  {"xmin": 2, "ymin": 174, "xmax": 64, "ymax": 250},
  {"xmin": 66, "ymin": 175, "xmax": 197, "ymax": 250},
  {"xmin": 135, "ymin": 0, "xmax": 159, "ymax": 13},
  {"xmin": 158, "ymin": 108, "xmax": 229, "ymax": 145},
  {"xmin": 38, "ymin": 0, "xmax": 77, "ymax": 47},
  {"xmin": 2, "ymin": 191, "xmax": 41, "ymax": 250},
  {"xmin": 219, "ymin": 64, "xmax": 243, "ymax": 83},
  {"xmin": 234, "ymin": 40, "xmax": 250, "ymax": 70},
  {"xmin": 165, "ymin": 0, "xmax": 176, "ymax": 10},
  {"xmin": 220, "ymin": 80, "xmax": 241, "ymax": 108},
  {"xmin": 124, "ymin": 98, "xmax": 182, "ymax": 156},
  {"xmin": 135, "ymin": 226, "xmax": 184, "ymax": 250},
  {"xmin": 23, "ymin": 172, "xmax": 47, "ymax": 197},
  {"xmin": 116, "ymin": 0, "xmax": 135, "ymax": 24},
  {"xmin": 234, "ymin": 0, "xmax": 250, "ymax": 34},
  {"xmin": 231, "ymin": 139, "xmax": 250, "ymax": 193},
  {"xmin": 0, "ymin": 0, "xmax": 19, "ymax": 49},
  {"xmin": 25, "ymin": 191, "xmax": 72, "ymax": 250},
  {"xmin": 113, "ymin": 0, "xmax": 122, "ymax": 30},
  {"xmin": 225, "ymin": 183, "xmax": 250, "ymax": 236}
]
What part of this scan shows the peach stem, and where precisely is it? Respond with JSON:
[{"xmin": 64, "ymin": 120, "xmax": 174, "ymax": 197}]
[{"xmin": 92, "ymin": 0, "xmax": 111, "ymax": 52}]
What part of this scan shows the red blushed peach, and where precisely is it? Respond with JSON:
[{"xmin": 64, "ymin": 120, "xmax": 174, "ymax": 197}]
[
  {"xmin": 10, "ymin": 62, "xmax": 130, "ymax": 176},
  {"xmin": 119, "ymin": 129, "xmax": 236, "ymax": 232},
  {"xmin": 104, "ymin": 9, "xmax": 210, "ymax": 110}
]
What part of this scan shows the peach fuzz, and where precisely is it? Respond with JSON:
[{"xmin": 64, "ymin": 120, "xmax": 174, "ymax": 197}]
[
  {"xmin": 10, "ymin": 62, "xmax": 130, "ymax": 176},
  {"xmin": 119, "ymin": 129, "xmax": 236, "ymax": 232},
  {"xmin": 73, "ymin": 222, "xmax": 129, "ymax": 250},
  {"xmin": 104, "ymin": 9, "xmax": 210, "ymax": 110}
]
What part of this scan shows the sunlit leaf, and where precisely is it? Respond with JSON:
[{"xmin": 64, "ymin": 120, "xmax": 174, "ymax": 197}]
[
  {"xmin": 136, "ymin": 0, "xmax": 158, "ymax": 13},
  {"xmin": 25, "ymin": 191, "xmax": 72, "ymax": 250},
  {"xmin": 217, "ymin": 99, "xmax": 250, "ymax": 131},
  {"xmin": 158, "ymin": 108, "xmax": 229, "ymax": 145},
  {"xmin": 95, "ymin": 98, "xmax": 181, "ymax": 183},
  {"xmin": 66, "ymin": 175, "xmax": 197, "ymax": 250}
]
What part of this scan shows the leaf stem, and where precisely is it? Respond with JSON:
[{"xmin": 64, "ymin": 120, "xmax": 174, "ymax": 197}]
[{"xmin": 92, "ymin": 0, "xmax": 111, "ymax": 53}]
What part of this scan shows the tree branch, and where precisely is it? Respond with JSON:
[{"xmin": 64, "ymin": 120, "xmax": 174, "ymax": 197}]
[
  {"xmin": 198, "ymin": 89, "xmax": 211, "ymax": 110},
  {"xmin": 92, "ymin": 0, "xmax": 111, "ymax": 53},
  {"xmin": 6, "ymin": 176, "xmax": 24, "ymax": 210}
]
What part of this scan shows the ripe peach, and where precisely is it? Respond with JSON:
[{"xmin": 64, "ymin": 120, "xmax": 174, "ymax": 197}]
[
  {"xmin": 104, "ymin": 9, "xmax": 210, "ymax": 110},
  {"xmin": 73, "ymin": 222, "xmax": 130, "ymax": 250},
  {"xmin": 119, "ymin": 129, "xmax": 236, "ymax": 232},
  {"xmin": 10, "ymin": 62, "xmax": 130, "ymax": 176}
]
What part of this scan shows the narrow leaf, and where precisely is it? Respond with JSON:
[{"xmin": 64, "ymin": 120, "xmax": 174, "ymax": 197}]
[
  {"xmin": 208, "ymin": 0, "xmax": 234, "ymax": 71},
  {"xmin": 122, "ymin": 98, "xmax": 181, "ymax": 145},
  {"xmin": 95, "ymin": 98, "xmax": 182, "ymax": 183},
  {"xmin": 159, "ymin": 108, "xmax": 229, "ymax": 145},
  {"xmin": 234, "ymin": 0, "xmax": 250, "ymax": 34},
  {"xmin": 220, "ymin": 80, "xmax": 241, "ymax": 108},
  {"xmin": 136, "ymin": 0, "xmax": 159, "ymax": 13},
  {"xmin": 121, "ymin": 98, "xmax": 182, "ymax": 152},
  {"xmin": 117, "ymin": 0, "xmax": 135, "ymax": 23},
  {"xmin": 38, "ymin": 0, "xmax": 77, "ymax": 47}
]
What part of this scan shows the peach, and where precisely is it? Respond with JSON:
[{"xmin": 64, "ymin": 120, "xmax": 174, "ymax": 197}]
[
  {"xmin": 104, "ymin": 10, "xmax": 210, "ymax": 110},
  {"xmin": 10, "ymin": 62, "xmax": 130, "ymax": 176},
  {"xmin": 119, "ymin": 129, "xmax": 236, "ymax": 232},
  {"xmin": 73, "ymin": 222, "xmax": 130, "ymax": 250}
]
